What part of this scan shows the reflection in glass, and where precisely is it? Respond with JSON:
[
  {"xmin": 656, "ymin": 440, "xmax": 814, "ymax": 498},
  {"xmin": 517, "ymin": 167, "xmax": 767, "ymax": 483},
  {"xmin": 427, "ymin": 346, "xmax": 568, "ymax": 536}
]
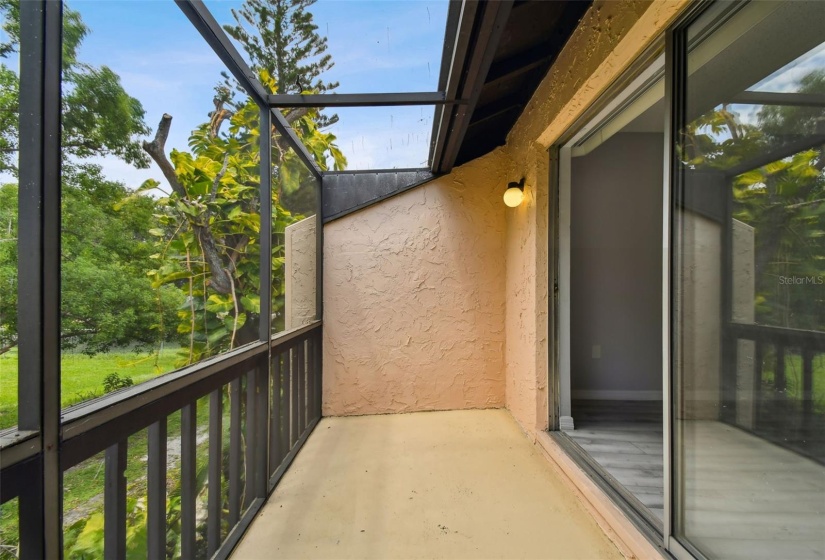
[{"xmin": 675, "ymin": 2, "xmax": 825, "ymax": 558}]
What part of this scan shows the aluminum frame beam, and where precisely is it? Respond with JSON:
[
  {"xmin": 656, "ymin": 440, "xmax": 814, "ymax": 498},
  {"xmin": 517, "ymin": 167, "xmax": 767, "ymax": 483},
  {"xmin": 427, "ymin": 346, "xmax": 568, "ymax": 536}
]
[
  {"xmin": 268, "ymin": 92, "xmax": 454, "ymax": 107},
  {"xmin": 431, "ymin": 1, "xmax": 514, "ymax": 173},
  {"xmin": 175, "ymin": 0, "xmax": 323, "ymax": 179}
]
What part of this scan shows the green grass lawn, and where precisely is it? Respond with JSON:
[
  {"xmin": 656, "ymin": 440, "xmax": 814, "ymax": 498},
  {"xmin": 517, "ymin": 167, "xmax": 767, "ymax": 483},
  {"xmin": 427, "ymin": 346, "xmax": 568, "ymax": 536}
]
[{"xmin": 0, "ymin": 347, "xmax": 181, "ymax": 431}]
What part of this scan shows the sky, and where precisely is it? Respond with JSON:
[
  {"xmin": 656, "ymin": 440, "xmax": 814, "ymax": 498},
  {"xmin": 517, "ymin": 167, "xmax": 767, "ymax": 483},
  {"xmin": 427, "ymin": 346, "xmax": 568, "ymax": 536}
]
[{"xmin": 1, "ymin": 0, "xmax": 449, "ymax": 188}]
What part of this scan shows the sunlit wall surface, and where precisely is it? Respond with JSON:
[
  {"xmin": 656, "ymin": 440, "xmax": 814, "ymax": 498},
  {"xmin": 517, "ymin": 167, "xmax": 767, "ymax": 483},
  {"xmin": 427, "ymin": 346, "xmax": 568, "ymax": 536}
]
[{"xmin": 674, "ymin": 2, "xmax": 825, "ymax": 558}]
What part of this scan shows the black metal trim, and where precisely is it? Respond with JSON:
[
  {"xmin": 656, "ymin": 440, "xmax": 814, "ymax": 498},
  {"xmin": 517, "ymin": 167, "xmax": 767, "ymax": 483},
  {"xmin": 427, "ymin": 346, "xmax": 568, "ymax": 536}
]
[
  {"xmin": 259, "ymin": 108, "xmax": 273, "ymax": 341},
  {"xmin": 435, "ymin": 1, "xmax": 513, "ymax": 173},
  {"xmin": 269, "ymin": 92, "xmax": 453, "ymax": 107},
  {"xmin": 430, "ymin": 0, "xmax": 480, "ymax": 172},
  {"xmin": 16, "ymin": 0, "xmax": 63, "ymax": 555},
  {"xmin": 174, "ymin": 1, "xmax": 322, "ymax": 180},
  {"xmin": 321, "ymin": 167, "xmax": 431, "ymax": 176}
]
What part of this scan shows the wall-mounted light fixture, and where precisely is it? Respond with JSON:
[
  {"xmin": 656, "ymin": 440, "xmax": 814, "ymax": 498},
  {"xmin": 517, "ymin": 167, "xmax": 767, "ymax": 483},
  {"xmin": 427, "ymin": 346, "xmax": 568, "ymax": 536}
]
[{"xmin": 503, "ymin": 178, "xmax": 525, "ymax": 207}]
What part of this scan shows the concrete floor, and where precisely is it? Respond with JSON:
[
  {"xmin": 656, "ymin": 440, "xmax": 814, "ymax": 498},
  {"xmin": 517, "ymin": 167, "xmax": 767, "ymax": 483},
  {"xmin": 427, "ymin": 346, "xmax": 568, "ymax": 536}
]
[{"xmin": 232, "ymin": 409, "xmax": 623, "ymax": 560}]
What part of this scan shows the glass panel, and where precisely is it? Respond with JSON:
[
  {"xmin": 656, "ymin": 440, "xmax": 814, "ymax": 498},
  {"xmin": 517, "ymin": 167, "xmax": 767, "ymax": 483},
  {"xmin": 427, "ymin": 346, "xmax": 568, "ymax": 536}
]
[
  {"xmin": 58, "ymin": 1, "xmax": 261, "ymax": 412},
  {"xmin": 322, "ymin": 105, "xmax": 434, "ymax": 170},
  {"xmin": 0, "ymin": 0, "xmax": 20, "ymax": 432},
  {"xmin": 272, "ymin": 129, "xmax": 319, "ymax": 335},
  {"xmin": 204, "ymin": 0, "xmax": 449, "ymax": 94},
  {"xmin": 675, "ymin": 2, "xmax": 825, "ymax": 557}
]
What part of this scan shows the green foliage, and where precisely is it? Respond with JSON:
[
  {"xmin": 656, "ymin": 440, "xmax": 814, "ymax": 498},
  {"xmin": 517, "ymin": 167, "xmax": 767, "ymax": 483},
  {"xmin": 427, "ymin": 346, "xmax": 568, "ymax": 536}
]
[
  {"xmin": 144, "ymin": 58, "xmax": 344, "ymax": 364},
  {"xmin": 102, "ymin": 372, "xmax": 135, "ymax": 393},
  {"xmin": 0, "ymin": 167, "xmax": 185, "ymax": 356}
]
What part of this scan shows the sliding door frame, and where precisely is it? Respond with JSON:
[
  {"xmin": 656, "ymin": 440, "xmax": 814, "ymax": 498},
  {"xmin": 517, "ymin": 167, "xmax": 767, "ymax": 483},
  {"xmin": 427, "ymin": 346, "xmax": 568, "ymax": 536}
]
[{"xmin": 546, "ymin": 2, "xmax": 726, "ymax": 557}]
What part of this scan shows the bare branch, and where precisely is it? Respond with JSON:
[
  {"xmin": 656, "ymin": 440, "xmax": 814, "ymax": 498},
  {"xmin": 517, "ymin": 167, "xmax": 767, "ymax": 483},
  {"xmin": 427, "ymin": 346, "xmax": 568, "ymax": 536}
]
[{"xmin": 142, "ymin": 114, "xmax": 186, "ymax": 198}]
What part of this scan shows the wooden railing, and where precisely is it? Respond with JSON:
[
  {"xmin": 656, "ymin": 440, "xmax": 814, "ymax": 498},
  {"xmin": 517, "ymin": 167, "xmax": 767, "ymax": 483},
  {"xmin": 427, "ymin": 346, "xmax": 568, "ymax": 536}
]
[{"xmin": 0, "ymin": 321, "xmax": 322, "ymax": 559}]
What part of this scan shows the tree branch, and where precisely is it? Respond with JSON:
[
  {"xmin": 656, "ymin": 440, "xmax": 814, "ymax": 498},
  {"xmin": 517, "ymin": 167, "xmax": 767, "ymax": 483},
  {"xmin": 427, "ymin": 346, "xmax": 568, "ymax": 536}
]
[
  {"xmin": 284, "ymin": 107, "xmax": 309, "ymax": 124},
  {"xmin": 142, "ymin": 114, "xmax": 186, "ymax": 198},
  {"xmin": 142, "ymin": 114, "xmax": 234, "ymax": 295}
]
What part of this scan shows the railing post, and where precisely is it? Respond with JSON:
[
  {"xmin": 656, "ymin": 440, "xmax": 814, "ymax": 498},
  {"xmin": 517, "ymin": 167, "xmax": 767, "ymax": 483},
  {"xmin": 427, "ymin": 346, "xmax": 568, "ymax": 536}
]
[
  {"xmin": 307, "ymin": 337, "xmax": 316, "ymax": 423},
  {"xmin": 802, "ymin": 348, "xmax": 814, "ymax": 428},
  {"xmin": 316, "ymin": 329, "xmax": 323, "ymax": 419},
  {"xmin": 775, "ymin": 344, "xmax": 786, "ymax": 394},
  {"xmin": 754, "ymin": 339, "xmax": 763, "ymax": 427},
  {"xmin": 229, "ymin": 378, "xmax": 242, "ymax": 525},
  {"xmin": 269, "ymin": 354, "xmax": 282, "ymax": 480},
  {"xmin": 147, "ymin": 418, "xmax": 168, "ymax": 559},
  {"xmin": 207, "ymin": 389, "xmax": 223, "ymax": 556},
  {"xmin": 17, "ymin": 0, "xmax": 63, "ymax": 556},
  {"xmin": 104, "ymin": 441, "xmax": 127, "ymax": 560},
  {"xmin": 283, "ymin": 349, "xmax": 293, "ymax": 455},
  {"xmin": 298, "ymin": 341, "xmax": 307, "ymax": 435},
  {"xmin": 291, "ymin": 346, "xmax": 300, "ymax": 447},
  {"xmin": 255, "ymin": 359, "xmax": 269, "ymax": 498},
  {"xmin": 244, "ymin": 369, "xmax": 256, "ymax": 510},
  {"xmin": 180, "ymin": 403, "xmax": 197, "ymax": 559}
]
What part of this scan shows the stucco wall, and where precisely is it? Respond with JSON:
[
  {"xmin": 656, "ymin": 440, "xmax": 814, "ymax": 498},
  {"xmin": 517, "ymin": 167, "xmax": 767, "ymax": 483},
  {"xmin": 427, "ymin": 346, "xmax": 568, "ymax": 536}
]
[
  {"xmin": 285, "ymin": 215, "xmax": 317, "ymax": 330},
  {"xmin": 322, "ymin": 150, "xmax": 508, "ymax": 416}
]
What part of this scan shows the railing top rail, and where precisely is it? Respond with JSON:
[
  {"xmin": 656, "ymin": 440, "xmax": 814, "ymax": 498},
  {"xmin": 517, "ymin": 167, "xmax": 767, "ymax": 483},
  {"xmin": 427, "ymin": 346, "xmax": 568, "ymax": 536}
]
[
  {"xmin": 0, "ymin": 321, "xmax": 322, "ymax": 474},
  {"xmin": 729, "ymin": 321, "xmax": 825, "ymax": 351}
]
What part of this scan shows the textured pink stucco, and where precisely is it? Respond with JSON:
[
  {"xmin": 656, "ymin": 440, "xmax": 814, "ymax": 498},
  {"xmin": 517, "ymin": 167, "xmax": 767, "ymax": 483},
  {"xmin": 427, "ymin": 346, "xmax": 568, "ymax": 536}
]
[{"xmin": 322, "ymin": 151, "xmax": 508, "ymax": 416}]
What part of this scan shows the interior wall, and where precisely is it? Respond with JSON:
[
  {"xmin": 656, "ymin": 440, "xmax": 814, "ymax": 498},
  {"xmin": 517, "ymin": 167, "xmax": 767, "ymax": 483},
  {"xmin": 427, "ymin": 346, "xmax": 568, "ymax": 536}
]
[
  {"xmin": 570, "ymin": 132, "xmax": 663, "ymax": 400},
  {"xmin": 322, "ymin": 149, "xmax": 508, "ymax": 416}
]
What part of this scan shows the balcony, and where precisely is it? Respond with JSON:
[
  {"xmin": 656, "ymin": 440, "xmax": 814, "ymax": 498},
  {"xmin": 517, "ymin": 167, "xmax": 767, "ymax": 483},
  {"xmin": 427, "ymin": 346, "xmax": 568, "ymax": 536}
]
[{"xmin": 2, "ymin": 0, "xmax": 825, "ymax": 559}]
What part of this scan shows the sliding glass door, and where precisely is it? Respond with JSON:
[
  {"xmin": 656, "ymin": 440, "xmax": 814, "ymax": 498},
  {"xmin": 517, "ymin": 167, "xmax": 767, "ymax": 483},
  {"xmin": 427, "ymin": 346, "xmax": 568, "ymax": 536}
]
[{"xmin": 672, "ymin": 1, "xmax": 825, "ymax": 558}]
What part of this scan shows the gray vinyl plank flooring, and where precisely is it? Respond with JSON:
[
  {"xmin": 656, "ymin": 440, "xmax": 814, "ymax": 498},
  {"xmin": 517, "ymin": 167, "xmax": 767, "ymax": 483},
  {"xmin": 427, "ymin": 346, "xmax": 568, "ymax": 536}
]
[
  {"xmin": 563, "ymin": 401, "xmax": 825, "ymax": 559},
  {"xmin": 564, "ymin": 400, "xmax": 664, "ymax": 522}
]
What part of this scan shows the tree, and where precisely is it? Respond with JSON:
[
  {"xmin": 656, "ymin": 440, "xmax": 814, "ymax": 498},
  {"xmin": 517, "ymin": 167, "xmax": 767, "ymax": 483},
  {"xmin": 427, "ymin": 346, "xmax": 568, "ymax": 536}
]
[
  {"xmin": 0, "ymin": 0, "xmax": 150, "ymax": 175},
  {"xmin": 0, "ymin": 168, "xmax": 183, "ymax": 357},
  {"xmin": 0, "ymin": 1, "xmax": 177, "ymax": 356},
  {"xmin": 224, "ymin": 0, "xmax": 339, "ymax": 127},
  {"xmin": 142, "ymin": 70, "xmax": 344, "ymax": 363}
]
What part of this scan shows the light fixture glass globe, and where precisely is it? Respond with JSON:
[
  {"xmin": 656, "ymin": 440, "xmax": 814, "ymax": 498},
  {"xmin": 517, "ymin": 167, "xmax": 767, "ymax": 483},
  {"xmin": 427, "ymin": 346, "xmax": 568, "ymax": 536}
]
[{"xmin": 503, "ymin": 186, "xmax": 524, "ymax": 207}]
